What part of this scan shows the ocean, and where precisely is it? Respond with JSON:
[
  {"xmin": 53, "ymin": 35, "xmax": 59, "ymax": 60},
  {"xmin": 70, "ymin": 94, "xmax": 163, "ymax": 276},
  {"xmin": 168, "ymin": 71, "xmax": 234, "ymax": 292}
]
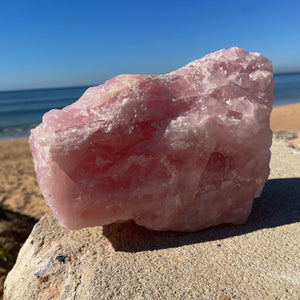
[{"xmin": 0, "ymin": 73, "xmax": 300, "ymax": 140}]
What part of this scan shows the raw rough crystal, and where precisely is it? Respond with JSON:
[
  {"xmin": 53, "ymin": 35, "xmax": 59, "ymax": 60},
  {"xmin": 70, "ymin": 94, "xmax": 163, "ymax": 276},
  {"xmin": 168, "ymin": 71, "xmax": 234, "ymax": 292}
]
[{"xmin": 29, "ymin": 47, "xmax": 273, "ymax": 232}]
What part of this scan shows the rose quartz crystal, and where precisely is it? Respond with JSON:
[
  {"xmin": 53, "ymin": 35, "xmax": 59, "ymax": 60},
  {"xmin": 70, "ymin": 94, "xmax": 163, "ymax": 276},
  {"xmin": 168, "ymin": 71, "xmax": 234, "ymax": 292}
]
[{"xmin": 29, "ymin": 47, "xmax": 273, "ymax": 232}]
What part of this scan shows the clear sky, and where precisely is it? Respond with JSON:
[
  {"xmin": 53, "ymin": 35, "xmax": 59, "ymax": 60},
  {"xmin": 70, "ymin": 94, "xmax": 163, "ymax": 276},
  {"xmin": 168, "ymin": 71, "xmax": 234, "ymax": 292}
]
[{"xmin": 1, "ymin": 0, "xmax": 300, "ymax": 91}]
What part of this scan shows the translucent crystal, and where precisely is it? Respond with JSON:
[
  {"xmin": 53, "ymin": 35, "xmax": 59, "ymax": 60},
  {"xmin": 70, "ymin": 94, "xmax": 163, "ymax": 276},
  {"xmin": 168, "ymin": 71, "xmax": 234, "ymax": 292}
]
[{"xmin": 29, "ymin": 47, "xmax": 273, "ymax": 231}]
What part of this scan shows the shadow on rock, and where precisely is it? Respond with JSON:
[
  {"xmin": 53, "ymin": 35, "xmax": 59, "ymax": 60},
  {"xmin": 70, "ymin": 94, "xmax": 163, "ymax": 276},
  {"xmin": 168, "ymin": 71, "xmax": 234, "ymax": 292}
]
[{"xmin": 103, "ymin": 178, "xmax": 300, "ymax": 253}]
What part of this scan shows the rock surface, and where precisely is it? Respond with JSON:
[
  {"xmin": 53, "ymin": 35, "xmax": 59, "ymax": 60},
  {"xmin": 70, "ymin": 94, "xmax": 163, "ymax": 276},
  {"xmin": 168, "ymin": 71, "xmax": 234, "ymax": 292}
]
[
  {"xmin": 4, "ymin": 138, "xmax": 300, "ymax": 300},
  {"xmin": 29, "ymin": 47, "xmax": 273, "ymax": 231}
]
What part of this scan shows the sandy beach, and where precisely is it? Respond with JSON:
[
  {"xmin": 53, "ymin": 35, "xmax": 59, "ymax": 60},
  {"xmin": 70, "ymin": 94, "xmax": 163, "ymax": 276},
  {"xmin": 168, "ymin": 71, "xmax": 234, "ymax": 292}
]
[
  {"xmin": 1, "ymin": 103, "xmax": 300, "ymax": 298},
  {"xmin": 270, "ymin": 103, "xmax": 300, "ymax": 148},
  {"xmin": 0, "ymin": 138, "xmax": 50, "ymax": 220}
]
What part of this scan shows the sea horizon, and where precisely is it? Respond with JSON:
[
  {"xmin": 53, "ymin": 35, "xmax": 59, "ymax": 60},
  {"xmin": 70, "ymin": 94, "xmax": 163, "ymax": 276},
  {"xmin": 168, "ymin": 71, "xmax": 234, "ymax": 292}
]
[
  {"xmin": 0, "ymin": 72, "xmax": 300, "ymax": 141},
  {"xmin": 1, "ymin": 71, "xmax": 300, "ymax": 93}
]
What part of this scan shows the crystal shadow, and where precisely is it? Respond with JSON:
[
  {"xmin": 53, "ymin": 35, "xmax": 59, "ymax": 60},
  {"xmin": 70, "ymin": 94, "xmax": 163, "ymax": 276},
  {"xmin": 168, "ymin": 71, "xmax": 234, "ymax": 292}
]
[{"xmin": 103, "ymin": 177, "xmax": 300, "ymax": 252}]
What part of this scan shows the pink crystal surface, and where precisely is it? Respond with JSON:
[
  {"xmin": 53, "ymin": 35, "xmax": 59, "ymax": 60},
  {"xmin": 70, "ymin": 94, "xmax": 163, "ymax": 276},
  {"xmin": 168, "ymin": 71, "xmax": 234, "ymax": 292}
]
[{"xmin": 29, "ymin": 47, "xmax": 273, "ymax": 232}]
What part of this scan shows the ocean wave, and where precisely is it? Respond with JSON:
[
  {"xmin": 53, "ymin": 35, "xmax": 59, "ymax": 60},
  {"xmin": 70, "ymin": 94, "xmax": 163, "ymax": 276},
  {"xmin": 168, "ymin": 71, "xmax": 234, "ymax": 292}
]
[
  {"xmin": 0, "ymin": 95, "xmax": 76, "ymax": 106},
  {"xmin": 0, "ymin": 124, "xmax": 38, "ymax": 141},
  {"xmin": 0, "ymin": 101, "xmax": 69, "ymax": 114}
]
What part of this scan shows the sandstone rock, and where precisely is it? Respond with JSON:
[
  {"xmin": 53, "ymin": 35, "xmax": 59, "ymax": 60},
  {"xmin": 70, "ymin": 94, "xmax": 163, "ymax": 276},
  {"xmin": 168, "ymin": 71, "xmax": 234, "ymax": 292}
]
[
  {"xmin": 4, "ymin": 153, "xmax": 300, "ymax": 300},
  {"xmin": 29, "ymin": 47, "xmax": 273, "ymax": 231}
]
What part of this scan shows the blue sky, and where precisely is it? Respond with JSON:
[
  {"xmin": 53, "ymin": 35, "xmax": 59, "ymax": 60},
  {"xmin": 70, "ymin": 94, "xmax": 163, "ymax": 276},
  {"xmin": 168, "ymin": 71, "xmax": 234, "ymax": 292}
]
[{"xmin": 1, "ymin": 0, "xmax": 300, "ymax": 91}]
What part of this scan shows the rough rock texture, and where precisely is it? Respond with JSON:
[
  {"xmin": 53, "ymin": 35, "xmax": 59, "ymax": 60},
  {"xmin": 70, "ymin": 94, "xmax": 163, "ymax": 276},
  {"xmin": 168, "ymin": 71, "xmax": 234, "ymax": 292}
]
[
  {"xmin": 29, "ymin": 47, "xmax": 273, "ymax": 231},
  {"xmin": 4, "ymin": 138, "xmax": 300, "ymax": 300}
]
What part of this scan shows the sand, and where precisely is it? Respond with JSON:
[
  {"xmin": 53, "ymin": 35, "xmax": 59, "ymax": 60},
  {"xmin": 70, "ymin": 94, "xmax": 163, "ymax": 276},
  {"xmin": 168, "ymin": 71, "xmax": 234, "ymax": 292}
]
[
  {"xmin": 0, "ymin": 138, "xmax": 49, "ymax": 219},
  {"xmin": 270, "ymin": 103, "xmax": 300, "ymax": 148},
  {"xmin": 0, "ymin": 103, "xmax": 300, "ymax": 299}
]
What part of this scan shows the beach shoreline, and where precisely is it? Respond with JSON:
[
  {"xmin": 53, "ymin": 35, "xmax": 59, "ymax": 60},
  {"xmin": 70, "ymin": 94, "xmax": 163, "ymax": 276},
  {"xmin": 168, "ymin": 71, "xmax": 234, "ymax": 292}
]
[
  {"xmin": 1, "ymin": 101, "xmax": 299, "ymax": 142},
  {"xmin": 270, "ymin": 102, "xmax": 300, "ymax": 148}
]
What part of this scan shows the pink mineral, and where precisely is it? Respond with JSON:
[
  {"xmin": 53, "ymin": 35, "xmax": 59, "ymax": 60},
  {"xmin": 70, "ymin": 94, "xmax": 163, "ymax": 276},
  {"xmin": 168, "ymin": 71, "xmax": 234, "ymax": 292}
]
[{"xmin": 29, "ymin": 47, "xmax": 273, "ymax": 232}]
